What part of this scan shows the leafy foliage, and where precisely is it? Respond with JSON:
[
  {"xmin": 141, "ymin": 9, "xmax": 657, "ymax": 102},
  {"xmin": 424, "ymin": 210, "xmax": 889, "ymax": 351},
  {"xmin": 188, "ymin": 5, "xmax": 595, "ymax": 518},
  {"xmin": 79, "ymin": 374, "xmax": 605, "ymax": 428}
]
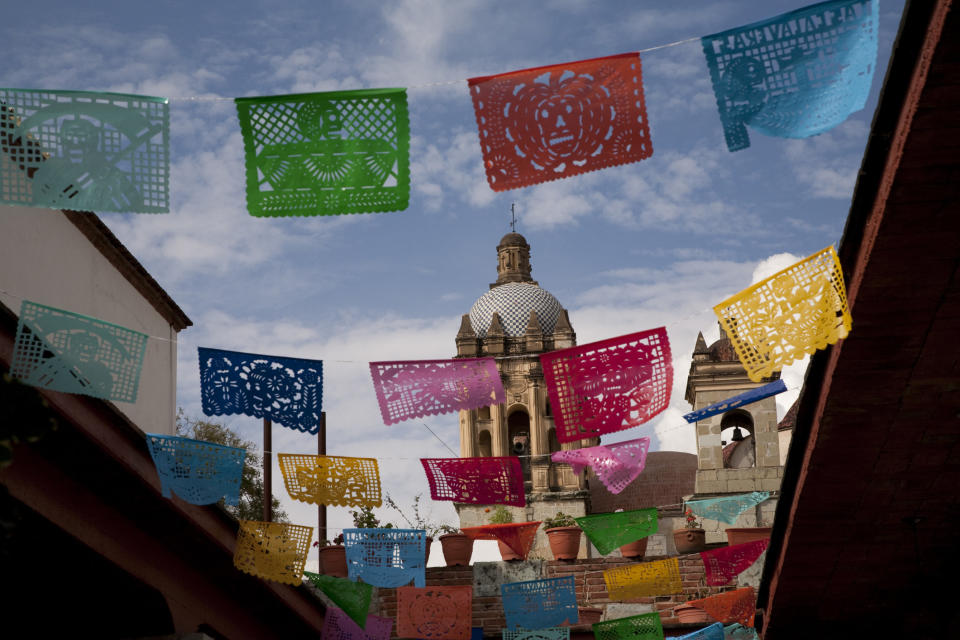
[
  {"xmin": 0, "ymin": 373, "xmax": 58, "ymax": 469},
  {"xmin": 175, "ymin": 409, "xmax": 288, "ymax": 522},
  {"xmin": 349, "ymin": 505, "xmax": 393, "ymax": 529},
  {"xmin": 385, "ymin": 492, "xmax": 444, "ymax": 536},
  {"xmin": 542, "ymin": 511, "xmax": 578, "ymax": 529},
  {"xmin": 489, "ymin": 505, "xmax": 514, "ymax": 524}
]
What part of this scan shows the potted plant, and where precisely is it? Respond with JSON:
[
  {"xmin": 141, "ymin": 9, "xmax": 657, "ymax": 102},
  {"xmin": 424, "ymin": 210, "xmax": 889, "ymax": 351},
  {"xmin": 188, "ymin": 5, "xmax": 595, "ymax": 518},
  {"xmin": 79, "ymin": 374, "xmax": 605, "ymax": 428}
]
[
  {"xmin": 673, "ymin": 509, "xmax": 707, "ymax": 554},
  {"xmin": 487, "ymin": 506, "xmax": 520, "ymax": 561},
  {"xmin": 385, "ymin": 493, "xmax": 442, "ymax": 563},
  {"xmin": 542, "ymin": 512, "xmax": 581, "ymax": 560},
  {"xmin": 314, "ymin": 533, "xmax": 347, "ymax": 577},
  {"xmin": 437, "ymin": 524, "xmax": 473, "ymax": 566}
]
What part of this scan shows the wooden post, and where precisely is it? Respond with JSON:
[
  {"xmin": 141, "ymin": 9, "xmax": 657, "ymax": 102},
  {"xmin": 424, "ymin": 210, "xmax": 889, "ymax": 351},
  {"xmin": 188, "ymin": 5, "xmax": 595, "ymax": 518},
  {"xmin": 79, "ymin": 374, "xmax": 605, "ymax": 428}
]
[
  {"xmin": 318, "ymin": 412, "xmax": 327, "ymax": 544},
  {"xmin": 263, "ymin": 418, "xmax": 272, "ymax": 522}
]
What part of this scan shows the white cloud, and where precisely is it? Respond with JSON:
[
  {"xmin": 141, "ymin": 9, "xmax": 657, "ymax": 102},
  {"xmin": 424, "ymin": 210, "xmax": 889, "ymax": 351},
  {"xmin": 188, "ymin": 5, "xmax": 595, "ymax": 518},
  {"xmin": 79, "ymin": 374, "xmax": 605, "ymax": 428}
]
[{"xmin": 784, "ymin": 119, "xmax": 870, "ymax": 199}]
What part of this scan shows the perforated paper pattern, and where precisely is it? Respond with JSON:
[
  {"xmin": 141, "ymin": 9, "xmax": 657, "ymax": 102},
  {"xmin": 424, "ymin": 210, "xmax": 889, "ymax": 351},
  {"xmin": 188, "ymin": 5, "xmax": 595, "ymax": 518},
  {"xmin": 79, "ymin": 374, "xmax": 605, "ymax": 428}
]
[
  {"xmin": 604, "ymin": 558, "xmax": 683, "ymax": 600},
  {"xmin": 701, "ymin": 539, "xmax": 769, "ymax": 586},
  {"xmin": 322, "ymin": 608, "xmax": 393, "ymax": 640},
  {"xmin": 686, "ymin": 492, "xmax": 770, "ymax": 526},
  {"xmin": 278, "ymin": 454, "xmax": 381, "ymax": 508},
  {"xmin": 724, "ymin": 623, "xmax": 760, "ymax": 639},
  {"xmin": 233, "ymin": 520, "xmax": 313, "ymax": 586},
  {"xmin": 469, "ymin": 53, "xmax": 652, "ymax": 191},
  {"xmin": 421, "ymin": 457, "xmax": 525, "ymax": 507},
  {"xmin": 370, "ymin": 358, "xmax": 505, "ymax": 425},
  {"xmin": 575, "ymin": 508, "xmax": 658, "ymax": 555},
  {"xmin": 592, "ymin": 612, "xmax": 663, "ymax": 640},
  {"xmin": 235, "ymin": 88, "xmax": 409, "ymax": 216},
  {"xmin": 344, "ymin": 528, "xmax": 426, "ymax": 588},
  {"xmin": 713, "ymin": 247, "xmax": 851, "ymax": 382},
  {"xmin": 501, "ymin": 576, "xmax": 578, "ymax": 630},
  {"xmin": 11, "ymin": 300, "xmax": 148, "ymax": 402},
  {"xmin": 541, "ymin": 328, "xmax": 672, "ymax": 444},
  {"xmin": 702, "ymin": 0, "xmax": 877, "ymax": 151},
  {"xmin": 551, "ymin": 437, "xmax": 650, "ymax": 494},
  {"xmin": 0, "ymin": 89, "xmax": 169, "ymax": 212},
  {"xmin": 683, "ymin": 380, "xmax": 786, "ymax": 423},
  {"xmin": 461, "ymin": 521, "xmax": 541, "ymax": 559},
  {"xmin": 397, "ymin": 586, "xmax": 472, "ymax": 640},
  {"xmin": 198, "ymin": 347, "xmax": 323, "ymax": 434},
  {"xmin": 503, "ymin": 628, "xmax": 570, "ymax": 640},
  {"xmin": 688, "ymin": 587, "xmax": 756, "ymax": 627},
  {"xmin": 146, "ymin": 434, "xmax": 245, "ymax": 506},
  {"xmin": 676, "ymin": 623, "xmax": 723, "ymax": 640},
  {"xmin": 304, "ymin": 572, "xmax": 372, "ymax": 628}
]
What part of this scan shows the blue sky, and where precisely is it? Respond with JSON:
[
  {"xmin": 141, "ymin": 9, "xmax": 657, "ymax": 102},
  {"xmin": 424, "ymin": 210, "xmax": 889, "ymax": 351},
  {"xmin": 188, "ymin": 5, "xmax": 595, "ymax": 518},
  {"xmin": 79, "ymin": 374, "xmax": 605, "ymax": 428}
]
[{"xmin": 3, "ymin": 0, "xmax": 906, "ymax": 564}]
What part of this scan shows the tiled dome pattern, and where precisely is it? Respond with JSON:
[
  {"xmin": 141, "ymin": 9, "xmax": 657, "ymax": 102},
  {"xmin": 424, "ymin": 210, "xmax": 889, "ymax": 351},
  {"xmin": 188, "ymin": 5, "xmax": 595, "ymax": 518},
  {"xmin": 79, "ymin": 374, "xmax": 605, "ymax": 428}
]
[{"xmin": 469, "ymin": 282, "xmax": 563, "ymax": 337}]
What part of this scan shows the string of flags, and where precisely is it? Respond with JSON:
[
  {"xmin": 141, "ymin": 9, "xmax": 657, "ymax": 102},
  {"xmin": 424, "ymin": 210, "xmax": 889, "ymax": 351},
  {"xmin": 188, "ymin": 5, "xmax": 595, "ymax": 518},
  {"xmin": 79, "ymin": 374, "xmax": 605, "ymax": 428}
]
[{"xmin": 0, "ymin": 0, "xmax": 877, "ymax": 217}]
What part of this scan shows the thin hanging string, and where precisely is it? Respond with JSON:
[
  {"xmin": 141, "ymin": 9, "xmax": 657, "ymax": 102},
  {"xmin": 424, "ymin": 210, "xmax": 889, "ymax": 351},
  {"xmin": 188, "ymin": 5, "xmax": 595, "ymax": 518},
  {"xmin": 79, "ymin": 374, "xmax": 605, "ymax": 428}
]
[
  {"xmin": 255, "ymin": 381, "xmax": 802, "ymax": 457},
  {"xmin": 166, "ymin": 37, "xmax": 702, "ymax": 101},
  {"xmin": 308, "ymin": 492, "xmax": 780, "ymax": 533}
]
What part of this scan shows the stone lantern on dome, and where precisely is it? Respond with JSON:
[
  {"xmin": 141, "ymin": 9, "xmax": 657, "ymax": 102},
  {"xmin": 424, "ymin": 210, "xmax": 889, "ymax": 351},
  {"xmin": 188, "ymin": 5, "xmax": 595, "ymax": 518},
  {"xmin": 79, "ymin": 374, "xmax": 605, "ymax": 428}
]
[{"xmin": 453, "ymin": 232, "xmax": 595, "ymax": 558}]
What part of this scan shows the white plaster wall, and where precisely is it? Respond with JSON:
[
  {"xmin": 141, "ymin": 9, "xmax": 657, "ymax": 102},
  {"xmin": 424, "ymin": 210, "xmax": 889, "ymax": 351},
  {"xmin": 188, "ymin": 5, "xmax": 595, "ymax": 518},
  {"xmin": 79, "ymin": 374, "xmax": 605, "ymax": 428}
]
[{"xmin": 0, "ymin": 204, "xmax": 178, "ymax": 435}]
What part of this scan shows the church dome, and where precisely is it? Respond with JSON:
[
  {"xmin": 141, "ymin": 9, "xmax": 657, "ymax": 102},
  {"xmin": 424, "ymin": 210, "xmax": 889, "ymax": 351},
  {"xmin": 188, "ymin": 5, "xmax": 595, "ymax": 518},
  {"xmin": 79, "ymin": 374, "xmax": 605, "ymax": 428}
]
[{"xmin": 469, "ymin": 282, "xmax": 563, "ymax": 337}]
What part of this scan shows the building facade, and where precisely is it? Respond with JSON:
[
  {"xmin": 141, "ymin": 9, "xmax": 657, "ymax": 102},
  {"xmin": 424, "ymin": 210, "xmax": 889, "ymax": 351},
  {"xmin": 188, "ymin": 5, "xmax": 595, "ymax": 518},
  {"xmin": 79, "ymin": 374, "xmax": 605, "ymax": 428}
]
[
  {"xmin": 684, "ymin": 324, "xmax": 784, "ymax": 542},
  {"xmin": 453, "ymin": 232, "xmax": 597, "ymax": 557}
]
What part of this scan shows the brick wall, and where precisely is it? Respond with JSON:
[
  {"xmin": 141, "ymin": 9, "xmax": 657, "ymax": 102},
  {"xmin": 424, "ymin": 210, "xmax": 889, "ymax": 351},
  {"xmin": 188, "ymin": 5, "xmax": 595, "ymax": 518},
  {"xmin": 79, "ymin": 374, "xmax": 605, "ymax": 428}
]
[{"xmin": 373, "ymin": 554, "xmax": 746, "ymax": 637}]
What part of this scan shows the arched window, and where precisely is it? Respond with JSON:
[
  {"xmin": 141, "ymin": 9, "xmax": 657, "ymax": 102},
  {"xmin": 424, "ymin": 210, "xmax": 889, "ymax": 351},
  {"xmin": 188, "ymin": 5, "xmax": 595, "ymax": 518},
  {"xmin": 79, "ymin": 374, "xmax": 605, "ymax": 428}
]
[
  {"xmin": 478, "ymin": 430, "xmax": 492, "ymax": 457},
  {"xmin": 720, "ymin": 409, "xmax": 755, "ymax": 469},
  {"xmin": 508, "ymin": 408, "xmax": 531, "ymax": 481}
]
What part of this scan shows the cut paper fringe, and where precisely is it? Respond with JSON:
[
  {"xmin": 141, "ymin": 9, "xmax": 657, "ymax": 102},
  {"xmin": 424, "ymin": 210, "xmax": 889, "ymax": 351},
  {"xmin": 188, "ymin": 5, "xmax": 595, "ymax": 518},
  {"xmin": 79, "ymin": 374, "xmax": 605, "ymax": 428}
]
[
  {"xmin": 702, "ymin": 0, "xmax": 878, "ymax": 151},
  {"xmin": 304, "ymin": 572, "xmax": 373, "ymax": 628},
  {"xmin": 686, "ymin": 492, "xmax": 770, "ymax": 526},
  {"xmin": 713, "ymin": 246, "xmax": 851, "ymax": 382},
  {"xmin": 198, "ymin": 347, "xmax": 323, "ymax": 434},
  {"xmin": 0, "ymin": 89, "xmax": 169, "ymax": 213},
  {"xmin": 701, "ymin": 539, "xmax": 770, "ymax": 586},
  {"xmin": 575, "ymin": 508, "xmax": 658, "ymax": 556},
  {"xmin": 592, "ymin": 612, "xmax": 663, "ymax": 640},
  {"xmin": 683, "ymin": 380, "xmax": 786, "ymax": 423},
  {"xmin": 502, "ymin": 628, "xmax": 570, "ymax": 640},
  {"xmin": 146, "ymin": 434, "xmax": 245, "ymax": 506},
  {"xmin": 278, "ymin": 453, "xmax": 382, "ymax": 508},
  {"xmin": 675, "ymin": 622, "xmax": 724, "ymax": 640},
  {"xmin": 421, "ymin": 457, "xmax": 525, "ymax": 507},
  {"xmin": 370, "ymin": 358, "xmax": 505, "ymax": 425},
  {"xmin": 397, "ymin": 586, "xmax": 473, "ymax": 640},
  {"xmin": 233, "ymin": 520, "xmax": 312, "ymax": 586},
  {"xmin": 501, "ymin": 576, "xmax": 578, "ymax": 630},
  {"xmin": 541, "ymin": 328, "xmax": 672, "ymax": 444},
  {"xmin": 551, "ymin": 437, "xmax": 650, "ymax": 494},
  {"xmin": 688, "ymin": 587, "xmax": 757, "ymax": 627},
  {"xmin": 344, "ymin": 528, "xmax": 426, "ymax": 588},
  {"xmin": 604, "ymin": 557, "xmax": 683, "ymax": 600},
  {"xmin": 322, "ymin": 608, "xmax": 393, "ymax": 640},
  {"xmin": 11, "ymin": 300, "xmax": 148, "ymax": 402},
  {"xmin": 468, "ymin": 53, "xmax": 652, "ymax": 191},
  {"xmin": 234, "ymin": 88, "xmax": 409, "ymax": 216}
]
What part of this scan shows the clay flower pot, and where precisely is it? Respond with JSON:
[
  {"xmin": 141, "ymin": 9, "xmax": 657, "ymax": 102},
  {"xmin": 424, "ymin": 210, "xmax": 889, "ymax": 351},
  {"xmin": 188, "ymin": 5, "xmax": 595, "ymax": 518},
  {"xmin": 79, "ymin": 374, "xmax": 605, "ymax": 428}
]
[
  {"xmin": 545, "ymin": 526, "xmax": 582, "ymax": 560},
  {"xmin": 318, "ymin": 544, "xmax": 348, "ymax": 578},
  {"xmin": 673, "ymin": 528, "xmax": 707, "ymax": 554},
  {"xmin": 498, "ymin": 539, "xmax": 522, "ymax": 561},
  {"xmin": 439, "ymin": 533, "xmax": 474, "ymax": 566},
  {"xmin": 674, "ymin": 603, "xmax": 712, "ymax": 624},
  {"xmin": 619, "ymin": 537, "xmax": 649, "ymax": 559},
  {"xmin": 725, "ymin": 527, "xmax": 773, "ymax": 546}
]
